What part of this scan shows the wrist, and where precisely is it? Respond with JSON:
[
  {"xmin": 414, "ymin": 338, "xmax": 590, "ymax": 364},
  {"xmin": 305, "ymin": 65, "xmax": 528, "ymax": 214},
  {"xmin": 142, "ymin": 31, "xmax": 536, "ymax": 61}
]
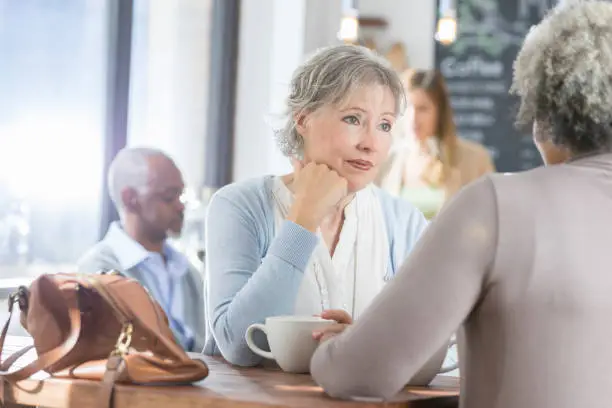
[{"xmin": 287, "ymin": 201, "xmax": 320, "ymax": 232}]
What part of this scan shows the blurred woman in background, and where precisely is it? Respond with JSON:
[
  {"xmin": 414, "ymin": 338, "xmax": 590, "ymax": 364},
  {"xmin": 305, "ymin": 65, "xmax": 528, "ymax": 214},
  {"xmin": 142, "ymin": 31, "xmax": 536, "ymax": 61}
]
[{"xmin": 377, "ymin": 69, "xmax": 495, "ymax": 218}]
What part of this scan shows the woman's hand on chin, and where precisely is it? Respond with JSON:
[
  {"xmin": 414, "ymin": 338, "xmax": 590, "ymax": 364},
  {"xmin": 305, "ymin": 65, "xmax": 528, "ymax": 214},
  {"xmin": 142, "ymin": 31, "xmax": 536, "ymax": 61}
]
[{"xmin": 287, "ymin": 161, "xmax": 348, "ymax": 231}]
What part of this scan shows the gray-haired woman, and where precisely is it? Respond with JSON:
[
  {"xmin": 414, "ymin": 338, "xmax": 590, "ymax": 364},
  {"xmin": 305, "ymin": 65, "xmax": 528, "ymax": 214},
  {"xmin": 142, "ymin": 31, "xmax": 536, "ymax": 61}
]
[
  {"xmin": 310, "ymin": 2, "xmax": 612, "ymax": 407},
  {"xmin": 204, "ymin": 45, "xmax": 433, "ymax": 368}
]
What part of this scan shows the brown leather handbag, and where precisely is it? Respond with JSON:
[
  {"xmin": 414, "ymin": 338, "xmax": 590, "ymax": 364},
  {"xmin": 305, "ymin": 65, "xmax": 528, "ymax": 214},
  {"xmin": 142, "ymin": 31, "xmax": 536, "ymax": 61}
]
[{"xmin": 0, "ymin": 272, "xmax": 209, "ymax": 408}]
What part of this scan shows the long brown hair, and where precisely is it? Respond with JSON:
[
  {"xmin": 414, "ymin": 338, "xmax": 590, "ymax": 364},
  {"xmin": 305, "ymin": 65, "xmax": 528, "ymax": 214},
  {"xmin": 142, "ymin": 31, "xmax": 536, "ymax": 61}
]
[{"xmin": 403, "ymin": 69, "xmax": 458, "ymax": 172}]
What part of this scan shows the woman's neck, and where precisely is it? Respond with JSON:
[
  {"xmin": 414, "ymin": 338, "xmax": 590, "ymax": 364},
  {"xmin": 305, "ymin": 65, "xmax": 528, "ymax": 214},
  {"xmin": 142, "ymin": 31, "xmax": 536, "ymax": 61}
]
[
  {"xmin": 409, "ymin": 135, "xmax": 433, "ymax": 153},
  {"xmin": 320, "ymin": 195, "xmax": 353, "ymax": 256}
]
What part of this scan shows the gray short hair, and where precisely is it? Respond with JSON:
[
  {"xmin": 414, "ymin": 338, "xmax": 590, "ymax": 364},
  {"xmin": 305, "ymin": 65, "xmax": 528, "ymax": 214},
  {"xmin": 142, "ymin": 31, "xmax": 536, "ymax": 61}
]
[
  {"xmin": 275, "ymin": 44, "xmax": 406, "ymax": 158},
  {"xmin": 108, "ymin": 147, "xmax": 172, "ymax": 216},
  {"xmin": 511, "ymin": 0, "xmax": 612, "ymax": 153}
]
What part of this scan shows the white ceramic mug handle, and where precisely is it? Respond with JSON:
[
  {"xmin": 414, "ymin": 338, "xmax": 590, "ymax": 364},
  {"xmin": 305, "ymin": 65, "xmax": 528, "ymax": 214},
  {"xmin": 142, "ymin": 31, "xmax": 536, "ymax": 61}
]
[
  {"xmin": 245, "ymin": 323, "xmax": 274, "ymax": 360},
  {"xmin": 439, "ymin": 338, "xmax": 458, "ymax": 373}
]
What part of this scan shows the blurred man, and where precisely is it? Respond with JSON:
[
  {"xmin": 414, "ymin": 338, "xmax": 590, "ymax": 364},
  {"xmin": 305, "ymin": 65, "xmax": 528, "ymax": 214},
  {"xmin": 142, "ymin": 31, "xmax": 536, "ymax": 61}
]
[{"xmin": 78, "ymin": 147, "xmax": 205, "ymax": 351}]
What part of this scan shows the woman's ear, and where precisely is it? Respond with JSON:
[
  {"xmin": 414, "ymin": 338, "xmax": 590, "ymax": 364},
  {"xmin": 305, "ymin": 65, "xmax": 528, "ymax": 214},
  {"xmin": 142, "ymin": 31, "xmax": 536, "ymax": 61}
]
[{"xmin": 294, "ymin": 111, "xmax": 309, "ymax": 138}]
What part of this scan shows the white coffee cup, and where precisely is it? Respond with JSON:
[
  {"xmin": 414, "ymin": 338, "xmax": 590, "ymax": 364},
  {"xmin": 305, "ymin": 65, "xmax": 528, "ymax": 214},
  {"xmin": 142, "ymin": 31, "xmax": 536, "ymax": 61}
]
[
  {"xmin": 245, "ymin": 315, "xmax": 334, "ymax": 373},
  {"xmin": 408, "ymin": 338, "xmax": 458, "ymax": 386}
]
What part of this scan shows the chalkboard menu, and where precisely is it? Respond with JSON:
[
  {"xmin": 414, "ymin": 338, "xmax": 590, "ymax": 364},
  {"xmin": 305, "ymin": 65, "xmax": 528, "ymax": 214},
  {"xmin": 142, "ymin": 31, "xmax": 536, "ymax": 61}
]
[{"xmin": 434, "ymin": 0, "xmax": 558, "ymax": 172}]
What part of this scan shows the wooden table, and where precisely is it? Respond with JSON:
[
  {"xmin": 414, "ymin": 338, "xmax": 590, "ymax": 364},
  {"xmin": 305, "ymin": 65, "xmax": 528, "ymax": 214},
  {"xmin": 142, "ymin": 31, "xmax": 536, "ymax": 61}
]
[{"xmin": 1, "ymin": 336, "xmax": 459, "ymax": 408}]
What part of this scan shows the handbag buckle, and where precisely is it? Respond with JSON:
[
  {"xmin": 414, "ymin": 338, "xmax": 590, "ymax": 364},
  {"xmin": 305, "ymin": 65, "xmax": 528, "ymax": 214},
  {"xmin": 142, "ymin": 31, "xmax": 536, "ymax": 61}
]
[
  {"xmin": 7, "ymin": 286, "xmax": 28, "ymax": 312},
  {"xmin": 111, "ymin": 322, "xmax": 134, "ymax": 357},
  {"xmin": 7, "ymin": 292, "xmax": 18, "ymax": 307}
]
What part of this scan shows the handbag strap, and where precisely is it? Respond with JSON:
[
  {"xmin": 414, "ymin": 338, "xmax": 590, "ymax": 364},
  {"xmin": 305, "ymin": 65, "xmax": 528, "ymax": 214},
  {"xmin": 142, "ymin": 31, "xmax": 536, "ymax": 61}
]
[{"xmin": 0, "ymin": 288, "xmax": 82, "ymax": 382}]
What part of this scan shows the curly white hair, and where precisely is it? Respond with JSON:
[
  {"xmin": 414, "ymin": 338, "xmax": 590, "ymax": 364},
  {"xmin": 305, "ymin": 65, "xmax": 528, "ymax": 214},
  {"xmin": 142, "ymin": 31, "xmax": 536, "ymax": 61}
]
[
  {"xmin": 511, "ymin": 0, "xmax": 612, "ymax": 153},
  {"xmin": 274, "ymin": 44, "xmax": 406, "ymax": 158}
]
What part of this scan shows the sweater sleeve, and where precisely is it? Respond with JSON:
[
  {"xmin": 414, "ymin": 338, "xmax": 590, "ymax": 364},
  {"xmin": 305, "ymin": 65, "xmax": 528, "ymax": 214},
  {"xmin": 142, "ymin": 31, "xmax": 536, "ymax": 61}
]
[
  {"xmin": 205, "ymin": 190, "xmax": 319, "ymax": 366},
  {"xmin": 310, "ymin": 176, "xmax": 498, "ymax": 399}
]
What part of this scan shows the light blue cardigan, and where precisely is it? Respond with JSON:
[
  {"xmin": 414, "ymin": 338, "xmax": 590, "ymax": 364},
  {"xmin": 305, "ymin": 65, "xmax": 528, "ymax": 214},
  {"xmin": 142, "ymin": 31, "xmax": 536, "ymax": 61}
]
[{"xmin": 204, "ymin": 176, "xmax": 428, "ymax": 366}]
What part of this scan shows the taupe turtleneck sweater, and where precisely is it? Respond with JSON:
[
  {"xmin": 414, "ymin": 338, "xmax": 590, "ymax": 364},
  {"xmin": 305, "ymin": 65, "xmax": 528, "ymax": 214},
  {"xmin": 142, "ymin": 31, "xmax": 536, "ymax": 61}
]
[{"xmin": 312, "ymin": 153, "xmax": 612, "ymax": 408}]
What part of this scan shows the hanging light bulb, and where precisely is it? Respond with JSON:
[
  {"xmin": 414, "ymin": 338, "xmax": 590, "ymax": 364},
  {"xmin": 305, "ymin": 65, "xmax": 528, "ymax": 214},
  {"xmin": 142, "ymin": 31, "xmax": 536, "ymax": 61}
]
[
  {"xmin": 435, "ymin": 0, "xmax": 457, "ymax": 45},
  {"xmin": 435, "ymin": 15, "xmax": 457, "ymax": 45},
  {"xmin": 338, "ymin": 13, "xmax": 359, "ymax": 43},
  {"xmin": 338, "ymin": 0, "xmax": 359, "ymax": 43}
]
